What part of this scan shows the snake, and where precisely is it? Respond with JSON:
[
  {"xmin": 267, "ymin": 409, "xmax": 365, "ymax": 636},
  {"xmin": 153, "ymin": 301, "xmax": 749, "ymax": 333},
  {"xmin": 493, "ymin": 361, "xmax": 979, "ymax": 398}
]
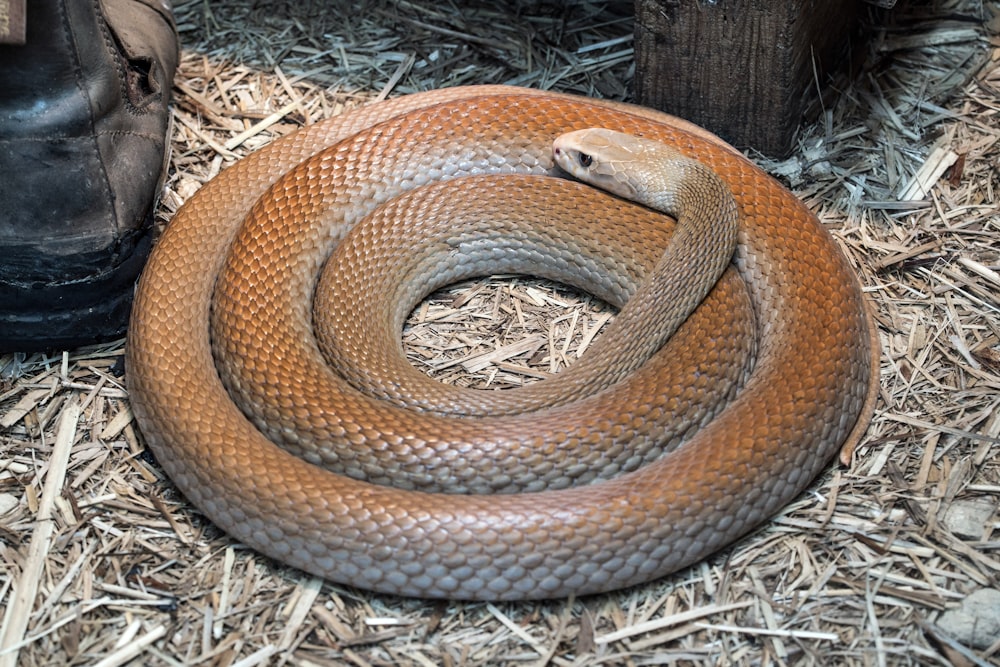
[{"xmin": 127, "ymin": 85, "xmax": 878, "ymax": 600}]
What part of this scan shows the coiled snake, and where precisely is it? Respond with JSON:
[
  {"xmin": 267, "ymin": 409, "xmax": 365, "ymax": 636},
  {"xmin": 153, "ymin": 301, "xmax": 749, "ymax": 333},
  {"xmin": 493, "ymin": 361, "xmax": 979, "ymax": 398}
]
[{"xmin": 127, "ymin": 86, "xmax": 878, "ymax": 600}]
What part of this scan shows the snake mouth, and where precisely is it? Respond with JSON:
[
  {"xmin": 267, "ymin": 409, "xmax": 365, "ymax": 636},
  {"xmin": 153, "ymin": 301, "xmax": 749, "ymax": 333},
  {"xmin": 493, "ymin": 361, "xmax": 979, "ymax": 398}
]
[{"xmin": 552, "ymin": 129, "xmax": 650, "ymax": 201}]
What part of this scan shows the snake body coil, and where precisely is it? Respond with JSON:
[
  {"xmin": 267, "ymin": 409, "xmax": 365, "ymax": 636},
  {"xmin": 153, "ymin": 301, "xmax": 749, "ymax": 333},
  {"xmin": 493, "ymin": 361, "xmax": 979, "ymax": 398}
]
[{"xmin": 127, "ymin": 86, "xmax": 877, "ymax": 600}]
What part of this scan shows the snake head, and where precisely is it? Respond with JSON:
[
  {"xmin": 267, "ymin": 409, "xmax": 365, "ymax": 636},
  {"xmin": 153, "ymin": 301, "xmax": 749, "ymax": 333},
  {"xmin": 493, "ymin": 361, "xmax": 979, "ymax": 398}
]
[{"xmin": 553, "ymin": 128, "xmax": 653, "ymax": 201}]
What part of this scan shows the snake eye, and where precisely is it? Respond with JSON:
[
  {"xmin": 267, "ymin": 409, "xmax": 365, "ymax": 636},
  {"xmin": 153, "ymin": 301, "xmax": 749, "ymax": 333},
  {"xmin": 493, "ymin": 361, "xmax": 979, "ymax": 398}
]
[{"xmin": 577, "ymin": 152, "xmax": 593, "ymax": 168}]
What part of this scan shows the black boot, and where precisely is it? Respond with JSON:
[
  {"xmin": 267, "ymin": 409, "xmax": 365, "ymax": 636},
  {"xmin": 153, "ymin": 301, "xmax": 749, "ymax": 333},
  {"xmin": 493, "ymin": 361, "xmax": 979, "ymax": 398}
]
[{"xmin": 0, "ymin": 0, "xmax": 178, "ymax": 351}]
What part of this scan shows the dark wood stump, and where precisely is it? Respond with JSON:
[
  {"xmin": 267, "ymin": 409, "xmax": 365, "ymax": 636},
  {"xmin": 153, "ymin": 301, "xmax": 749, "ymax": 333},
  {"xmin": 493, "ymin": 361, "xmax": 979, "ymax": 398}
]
[{"xmin": 634, "ymin": 0, "xmax": 863, "ymax": 156}]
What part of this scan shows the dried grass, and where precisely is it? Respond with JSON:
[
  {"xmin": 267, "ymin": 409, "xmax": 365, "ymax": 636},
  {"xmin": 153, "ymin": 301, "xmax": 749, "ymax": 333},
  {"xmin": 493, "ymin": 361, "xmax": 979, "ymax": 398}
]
[{"xmin": 2, "ymin": 0, "xmax": 999, "ymax": 665}]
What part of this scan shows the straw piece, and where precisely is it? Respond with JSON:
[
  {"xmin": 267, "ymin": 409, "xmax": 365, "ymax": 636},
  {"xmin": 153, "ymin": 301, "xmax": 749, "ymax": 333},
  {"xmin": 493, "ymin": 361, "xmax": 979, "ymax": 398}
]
[{"xmin": 0, "ymin": 400, "xmax": 79, "ymax": 667}]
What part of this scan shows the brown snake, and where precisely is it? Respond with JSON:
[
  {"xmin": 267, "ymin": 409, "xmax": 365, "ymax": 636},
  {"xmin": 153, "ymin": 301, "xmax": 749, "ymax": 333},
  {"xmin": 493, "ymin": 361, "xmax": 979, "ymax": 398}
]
[{"xmin": 127, "ymin": 86, "xmax": 879, "ymax": 600}]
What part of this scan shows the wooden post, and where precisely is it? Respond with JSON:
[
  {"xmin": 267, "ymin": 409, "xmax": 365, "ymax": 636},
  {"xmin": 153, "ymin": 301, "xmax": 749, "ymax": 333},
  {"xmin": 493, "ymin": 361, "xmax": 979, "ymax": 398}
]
[{"xmin": 634, "ymin": 0, "xmax": 863, "ymax": 157}]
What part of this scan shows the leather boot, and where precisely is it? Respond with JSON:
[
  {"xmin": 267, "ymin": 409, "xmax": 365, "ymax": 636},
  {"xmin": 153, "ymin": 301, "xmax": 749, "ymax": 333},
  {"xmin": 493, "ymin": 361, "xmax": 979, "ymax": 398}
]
[{"xmin": 0, "ymin": 0, "xmax": 178, "ymax": 351}]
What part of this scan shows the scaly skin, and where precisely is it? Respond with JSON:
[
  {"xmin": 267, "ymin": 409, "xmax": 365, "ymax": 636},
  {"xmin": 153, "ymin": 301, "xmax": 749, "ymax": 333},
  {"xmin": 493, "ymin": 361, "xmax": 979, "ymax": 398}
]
[{"xmin": 127, "ymin": 86, "xmax": 877, "ymax": 600}]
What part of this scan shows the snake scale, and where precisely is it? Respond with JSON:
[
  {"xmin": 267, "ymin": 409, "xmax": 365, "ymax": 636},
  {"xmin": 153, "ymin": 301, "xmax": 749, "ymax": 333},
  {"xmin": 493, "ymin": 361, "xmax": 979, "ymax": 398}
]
[{"xmin": 127, "ymin": 85, "xmax": 878, "ymax": 600}]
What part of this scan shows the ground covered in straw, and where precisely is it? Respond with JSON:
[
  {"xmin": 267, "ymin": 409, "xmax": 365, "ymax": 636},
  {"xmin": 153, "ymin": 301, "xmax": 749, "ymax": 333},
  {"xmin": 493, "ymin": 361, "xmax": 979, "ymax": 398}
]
[{"xmin": 2, "ymin": 0, "xmax": 998, "ymax": 665}]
